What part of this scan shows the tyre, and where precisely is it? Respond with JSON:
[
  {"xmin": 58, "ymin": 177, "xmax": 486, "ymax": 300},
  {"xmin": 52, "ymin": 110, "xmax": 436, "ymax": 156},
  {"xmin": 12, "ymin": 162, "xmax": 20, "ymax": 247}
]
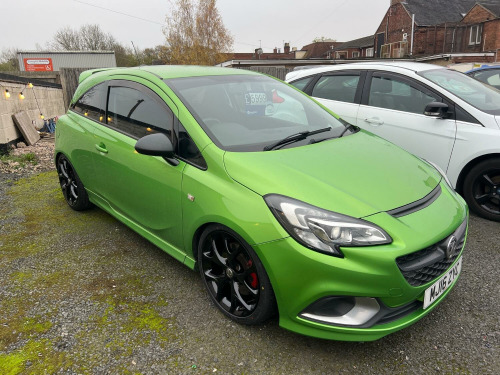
[
  {"xmin": 198, "ymin": 224, "xmax": 277, "ymax": 325},
  {"xmin": 56, "ymin": 154, "xmax": 92, "ymax": 211},
  {"xmin": 463, "ymin": 158, "xmax": 500, "ymax": 222}
]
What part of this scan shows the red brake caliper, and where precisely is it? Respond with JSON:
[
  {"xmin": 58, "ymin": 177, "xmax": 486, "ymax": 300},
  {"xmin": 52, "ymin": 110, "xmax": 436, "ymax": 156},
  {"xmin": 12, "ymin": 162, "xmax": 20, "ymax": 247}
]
[{"xmin": 247, "ymin": 260, "xmax": 258, "ymax": 288}]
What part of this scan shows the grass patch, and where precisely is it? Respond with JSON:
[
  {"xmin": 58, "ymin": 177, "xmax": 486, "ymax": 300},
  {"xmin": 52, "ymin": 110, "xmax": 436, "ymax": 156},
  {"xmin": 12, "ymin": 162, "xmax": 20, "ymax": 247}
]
[{"xmin": 0, "ymin": 152, "xmax": 38, "ymax": 168}]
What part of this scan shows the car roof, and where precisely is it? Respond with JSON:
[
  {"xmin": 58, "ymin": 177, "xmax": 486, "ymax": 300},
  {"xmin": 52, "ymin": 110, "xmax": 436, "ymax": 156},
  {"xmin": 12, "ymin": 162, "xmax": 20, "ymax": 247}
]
[
  {"xmin": 286, "ymin": 61, "xmax": 443, "ymax": 81},
  {"xmin": 84, "ymin": 65, "xmax": 258, "ymax": 81},
  {"xmin": 465, "ymin": 65, "xmax": 500, "ymax": 74}
]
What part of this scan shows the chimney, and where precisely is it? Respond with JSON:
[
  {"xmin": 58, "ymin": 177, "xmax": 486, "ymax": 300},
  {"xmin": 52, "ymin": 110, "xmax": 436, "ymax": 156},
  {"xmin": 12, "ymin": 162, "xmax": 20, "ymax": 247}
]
[
  {"xmin": 390, "ymin": 0, "xmax": 404, "ymax": 5},
  {"xmin": 274, "ymin": 47, "xmax": 278, "ymax": 54},
  {"xmin": 284, "ymin": 42, "xmax": 290, "ymax": 54}
]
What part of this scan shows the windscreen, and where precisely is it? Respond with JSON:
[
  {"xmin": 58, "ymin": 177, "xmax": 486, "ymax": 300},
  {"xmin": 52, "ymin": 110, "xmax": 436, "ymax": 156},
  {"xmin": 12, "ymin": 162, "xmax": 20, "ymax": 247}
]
[
  {"xmin": 419, "ymin": 68, "xmax": 500, "ymax": 115},
  {"xmin": 166, "ymin": 75, "xmax": 348, "ymax": 151}
]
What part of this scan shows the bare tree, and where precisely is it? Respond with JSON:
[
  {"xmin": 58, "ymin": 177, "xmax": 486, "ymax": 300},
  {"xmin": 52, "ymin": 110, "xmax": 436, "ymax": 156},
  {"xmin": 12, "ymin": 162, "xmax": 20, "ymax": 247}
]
[
  {"xmin": 51, "ymin": 24, "xmax": 116, "ymax": 51},
  {"xmin": 52, "ymin": 26, "xmax": 82, "ymax": 50},
  {"xmin": 0, "ymin": 48, "xmax": 19, "ymax": 71},
  {"xmin": 164, "ymin": 0, "xmax": 233, "ymax": 65},
  {"xmin": 80, "ymin": 24, "xmax": 116, "ymax": 51}
]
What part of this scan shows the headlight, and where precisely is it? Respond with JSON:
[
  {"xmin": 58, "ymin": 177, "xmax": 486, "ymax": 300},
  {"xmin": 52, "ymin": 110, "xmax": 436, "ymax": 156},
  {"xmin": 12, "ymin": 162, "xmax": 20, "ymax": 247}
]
[
  {"xmin": 265, "ymin": 194, "xmax": 392, "ymax": 257},
  {"xmin": 422, "ymin": 159, "xmax": 454, "ymax": 189}
]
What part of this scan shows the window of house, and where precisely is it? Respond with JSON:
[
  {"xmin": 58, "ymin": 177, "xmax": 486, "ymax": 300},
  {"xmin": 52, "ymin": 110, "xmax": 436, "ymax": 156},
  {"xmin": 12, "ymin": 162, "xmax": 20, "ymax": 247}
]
[
  {"xmin": 469, "ymin": 25, "xmax": 482, "ymax": 45},
  {"xmin": 72, "ymin": 83, "xmax": 106, "ymax": 122},
  {"xmin": 365, "ymin": 48, "xmax": 374, "ymax": 57},
  {"xmin": 107, "ymin": 86, "xmax": 173, "ymax": 140},
  {"xmin": 312, "ymin": 74, "xmax": 360, "ymax": 103},
  {"xmin": 352, "ymin": 51, "xmax": 360, "ymax": 58}
]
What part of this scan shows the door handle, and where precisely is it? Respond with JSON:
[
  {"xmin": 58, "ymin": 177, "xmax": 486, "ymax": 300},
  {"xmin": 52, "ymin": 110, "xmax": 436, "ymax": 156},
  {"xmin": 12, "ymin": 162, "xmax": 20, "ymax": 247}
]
[
  {"xmin": 95, "ymin": 143, "xmax": 108, "ymax": 154},
  {"xmin": 364, "ymin": 118, "xmax": 384, "ymax": 126}
]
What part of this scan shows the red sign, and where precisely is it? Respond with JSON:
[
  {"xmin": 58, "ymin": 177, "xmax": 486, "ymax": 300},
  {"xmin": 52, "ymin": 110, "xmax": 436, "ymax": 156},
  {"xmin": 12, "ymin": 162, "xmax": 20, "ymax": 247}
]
[{"xmin": 24, "ymin": 58, "xmax": 54, "ymax": 72}]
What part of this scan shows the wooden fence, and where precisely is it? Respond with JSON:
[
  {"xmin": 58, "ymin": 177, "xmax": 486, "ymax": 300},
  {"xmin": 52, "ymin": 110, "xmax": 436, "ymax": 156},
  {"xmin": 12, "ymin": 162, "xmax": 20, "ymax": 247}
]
[
  {"xmin": 239, "ymin": 66, "xmax": 294, "ymax": 81},
  {"xmin": 60, "ymin": 68, "xmax": 88, "ymax": 111}
]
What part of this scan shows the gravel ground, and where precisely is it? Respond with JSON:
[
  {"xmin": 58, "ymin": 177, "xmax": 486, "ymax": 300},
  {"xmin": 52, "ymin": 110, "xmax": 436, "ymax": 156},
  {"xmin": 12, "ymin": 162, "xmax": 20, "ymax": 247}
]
[{"xmin": 0, "ymin": 140, "xmax": 499, "ymax": 374}]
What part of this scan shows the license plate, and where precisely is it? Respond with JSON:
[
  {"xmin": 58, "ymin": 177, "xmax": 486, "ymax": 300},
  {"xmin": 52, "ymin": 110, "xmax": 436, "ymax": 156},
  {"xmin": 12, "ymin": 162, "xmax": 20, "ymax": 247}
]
[{"xmin": 423, "ymin": 256, "xmax": 462, "ymax": 309}]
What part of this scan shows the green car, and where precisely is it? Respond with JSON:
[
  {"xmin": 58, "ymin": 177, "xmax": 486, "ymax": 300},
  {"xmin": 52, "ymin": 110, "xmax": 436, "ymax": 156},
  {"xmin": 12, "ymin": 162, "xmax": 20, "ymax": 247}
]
[{"xmin": 55, "ymin": 66, "xmax": 468, "ymax": 341}]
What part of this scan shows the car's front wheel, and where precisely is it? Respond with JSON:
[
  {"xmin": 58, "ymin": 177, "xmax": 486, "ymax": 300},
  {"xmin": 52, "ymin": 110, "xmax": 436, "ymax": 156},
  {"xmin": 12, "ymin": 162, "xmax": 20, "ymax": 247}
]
[
  {"xmin": 463, "ymin": 158, "xmax": 500, "ymax": 222},
  {"xmin": 198, "ymin": 224, "xmax": 276, "ymax": 325},
  {"xmin": 56, "ymin": 154, "xmax": 92, "ymax": 211}
]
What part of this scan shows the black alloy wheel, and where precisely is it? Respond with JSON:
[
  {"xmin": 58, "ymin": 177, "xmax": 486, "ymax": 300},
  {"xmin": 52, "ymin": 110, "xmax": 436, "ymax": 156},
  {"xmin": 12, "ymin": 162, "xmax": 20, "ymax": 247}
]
[
  {"xmin": 463, "ymin": 158, "xmax": 500, "ymax": 222},
  {"xmin": 56, "ymin": 155, "xmax": 92, "ymax": 211},
  {"xmin": 198, "ymin": 225, "xmax": 276, "ymax": 325}
]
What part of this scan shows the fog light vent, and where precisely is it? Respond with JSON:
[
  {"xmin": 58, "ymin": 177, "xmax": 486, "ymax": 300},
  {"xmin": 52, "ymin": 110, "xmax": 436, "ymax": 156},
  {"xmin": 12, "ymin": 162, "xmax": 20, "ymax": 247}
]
[{"xmin": 300, "ymin": 297, "xmax": 380, "ymax": 326}]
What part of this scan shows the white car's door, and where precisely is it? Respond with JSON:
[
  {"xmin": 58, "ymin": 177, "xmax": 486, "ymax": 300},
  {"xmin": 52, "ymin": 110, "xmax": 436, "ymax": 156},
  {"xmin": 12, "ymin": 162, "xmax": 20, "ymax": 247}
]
[{"xmin": 356, "ymin": 72, "xmax": 457, "ymax": 172}]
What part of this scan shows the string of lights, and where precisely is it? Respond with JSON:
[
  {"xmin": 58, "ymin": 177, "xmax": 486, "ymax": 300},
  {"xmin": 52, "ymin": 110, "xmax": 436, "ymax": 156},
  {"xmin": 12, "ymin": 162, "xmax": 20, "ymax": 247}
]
[{"xmin": 0, "ymin": 81, "xmax": 45, "ymax": 119}]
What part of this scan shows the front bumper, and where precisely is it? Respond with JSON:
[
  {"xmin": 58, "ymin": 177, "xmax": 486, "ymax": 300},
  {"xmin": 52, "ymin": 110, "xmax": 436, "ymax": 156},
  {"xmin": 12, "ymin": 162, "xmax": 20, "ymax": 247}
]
[{"xmin": 254, "ymin": 182, "xmax": 468, "ymax": 341}]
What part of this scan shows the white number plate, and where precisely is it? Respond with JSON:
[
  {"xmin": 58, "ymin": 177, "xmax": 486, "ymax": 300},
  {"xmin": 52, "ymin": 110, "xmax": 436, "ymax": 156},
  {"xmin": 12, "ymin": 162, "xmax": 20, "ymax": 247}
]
[
  {"xmin": 423, "ymin": 256, "xmax": 462, "ymax": 309},
  {"xmin": 245, "ymin": 92, "xmax": 267, "ymax": 105}
]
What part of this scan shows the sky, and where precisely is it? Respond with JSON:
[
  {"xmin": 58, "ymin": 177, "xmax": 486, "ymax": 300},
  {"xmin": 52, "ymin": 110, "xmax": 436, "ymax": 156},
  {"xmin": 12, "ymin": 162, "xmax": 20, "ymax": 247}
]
[{"xmin": 0, "ymin": 0, "xmax": 389, "ymax": 54}]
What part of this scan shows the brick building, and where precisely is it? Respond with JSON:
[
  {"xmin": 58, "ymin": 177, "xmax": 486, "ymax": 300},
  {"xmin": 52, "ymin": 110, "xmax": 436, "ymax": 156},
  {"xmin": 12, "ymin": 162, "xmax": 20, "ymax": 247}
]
[
  {"xmin": 329, "ymin": 35, "xmax": 375, "ymax": 59},
  {"xmin": 375, "ymin": 0, "xmax": 500, "ymax": 62}
]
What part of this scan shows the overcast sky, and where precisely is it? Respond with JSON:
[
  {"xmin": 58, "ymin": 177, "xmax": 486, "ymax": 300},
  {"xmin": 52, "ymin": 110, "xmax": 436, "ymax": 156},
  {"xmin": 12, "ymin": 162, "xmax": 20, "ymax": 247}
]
[{"xmin": 1, "ymin": 0, "xmax": 389, "ymax": 53}]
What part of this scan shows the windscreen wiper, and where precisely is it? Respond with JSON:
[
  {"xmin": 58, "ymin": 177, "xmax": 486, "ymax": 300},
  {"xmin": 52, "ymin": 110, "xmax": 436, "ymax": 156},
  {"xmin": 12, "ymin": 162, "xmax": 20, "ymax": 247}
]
[
  {"xmin": 263, "ymin": 127, "xmax": 332, "ymax": 151},
  {"xmin": 336, "ymin": 118, "xmax": 358, "ymax": 138}
]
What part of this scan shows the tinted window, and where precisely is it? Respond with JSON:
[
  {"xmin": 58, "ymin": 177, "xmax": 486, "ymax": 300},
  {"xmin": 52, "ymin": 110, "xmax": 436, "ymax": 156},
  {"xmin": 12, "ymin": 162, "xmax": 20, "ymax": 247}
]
[
  {"xmin": 368, "ymin": 76, "xmax": 438, "ymax": 114},
  {"xmin": 312, "ymin": 75, "xmax": 359, "ymax": 103},
  {"xmin": 290, "ymin": 76, "xmax": 314, "ymax": 91},
  {"xmin": 107, "ymin": 86, "xmax": 173, "ymax": 139},
  {"xmin": 73, "ymin": 83, "xmax": 106, "ymax": 122},
  {"xmin": 178, "ymin": 122, "xmax": 207, "ymax": 169}
]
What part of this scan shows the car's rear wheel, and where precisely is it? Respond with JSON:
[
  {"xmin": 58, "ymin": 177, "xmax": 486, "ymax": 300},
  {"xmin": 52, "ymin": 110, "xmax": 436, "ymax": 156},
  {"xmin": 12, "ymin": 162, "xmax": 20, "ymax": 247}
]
[
  {"xmin": 56, "ymin": 154, "xmax": 92, "ymax": 211},
  {"xmin": 198, "ymin": 224, "xmax": 276, "ymax": 325},
  {"xmin": 463, "ymin": 158, "xmax": 500, "ymax": 222}
]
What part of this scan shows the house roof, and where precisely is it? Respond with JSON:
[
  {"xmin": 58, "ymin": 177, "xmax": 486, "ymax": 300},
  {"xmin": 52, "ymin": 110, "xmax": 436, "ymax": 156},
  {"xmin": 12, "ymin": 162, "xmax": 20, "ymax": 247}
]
[
  {"xmin": 401, "ymin": 0, "xmax": 477, "ymax": 26},
  {"xmin": 399, "ymin": 0, "xmax": 499, "ymax": 26},
  {"xmin": 331, "ymin": 35, "xmax": 374, "ymax": 52},
  {"xmin": 478, "ymin": 0, "xmax": 500, "ymax": 17},
  {"xmin": 300, "ymin": 41, "xmax": 343, "ymax": 58}
]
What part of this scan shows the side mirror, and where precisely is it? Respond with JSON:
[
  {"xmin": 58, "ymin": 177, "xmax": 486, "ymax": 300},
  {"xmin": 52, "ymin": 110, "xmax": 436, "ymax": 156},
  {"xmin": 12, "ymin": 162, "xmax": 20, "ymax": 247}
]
[
  {"xmin": 135, "ymin": 133, "xmax": 179, "ymax": 166},
  {"xmin": 424, "ymin": 102, "xmax": 449, "ymax": 118},
  {"xmin": 135, "ymin": 133, "xmax": 174, "ymax": 157}
]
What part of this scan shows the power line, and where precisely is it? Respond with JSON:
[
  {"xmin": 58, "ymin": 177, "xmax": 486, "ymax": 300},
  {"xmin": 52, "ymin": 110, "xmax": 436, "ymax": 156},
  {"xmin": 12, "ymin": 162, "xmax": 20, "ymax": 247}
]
[
  {"xmin": 73, "ymin": 0, "xmax": 164, "ymax": 26},
  {"xmin": 73, "ymin": 0, "xmax": 272, "ymax": 51},
  {"xmin": 292, "ymin": 0, "xmax": 350, "ymax": 45}
]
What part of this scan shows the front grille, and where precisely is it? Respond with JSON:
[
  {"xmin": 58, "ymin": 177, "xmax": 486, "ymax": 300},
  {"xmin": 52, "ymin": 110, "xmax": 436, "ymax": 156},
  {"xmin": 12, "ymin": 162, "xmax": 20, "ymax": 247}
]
[{"xmin": 396, "ymin": 219, "xmax": 467, "ymax": 287}]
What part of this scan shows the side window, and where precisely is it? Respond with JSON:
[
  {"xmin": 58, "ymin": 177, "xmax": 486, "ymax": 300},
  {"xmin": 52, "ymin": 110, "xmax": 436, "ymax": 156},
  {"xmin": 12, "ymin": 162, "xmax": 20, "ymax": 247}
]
[
  {"xmin": 311, "ymin": 74, "xmax": 360, "ymax": 103},
  {"xmin": 107, "ymin": 86, "xmax": 173, "ymax": 139},
  {"xmin": 475, "ymin": 70, "xmax": 500, "ymax": 89},
  {"xmin": 368, "ymin": 76, "xmax": 439, "ymax": 114},
  {"xmin": 289, "ymin": 76, "xmax": 314, "ymax": 92},
  {"xmin": 177, "ymin": 122, "xmax": 207, "ymax": 169},
  {"xmin": 72, "ymin": 83, "xmax": 106, "ymax": 122}
]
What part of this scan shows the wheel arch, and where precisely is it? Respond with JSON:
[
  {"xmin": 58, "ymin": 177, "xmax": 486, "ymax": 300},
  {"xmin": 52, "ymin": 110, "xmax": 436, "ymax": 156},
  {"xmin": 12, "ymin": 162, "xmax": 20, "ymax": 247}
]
[
  {"xmin": 191, "ymin": 222, "xmax": 217, "ymax": 269},
  {"xmin": 190, "ymin": 219, "xmax": 275, "ymax": 271},
  {"xmin": 455, "ymin": 153, "xmax": 500, "ymax": 194}
]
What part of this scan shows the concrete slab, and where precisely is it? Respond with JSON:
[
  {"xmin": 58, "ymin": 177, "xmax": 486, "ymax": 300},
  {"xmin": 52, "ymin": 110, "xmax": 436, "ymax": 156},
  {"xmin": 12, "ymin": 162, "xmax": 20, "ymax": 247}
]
[{"xmin": 12, "ymin": 111, "xmax": 40, "ymax": 145}]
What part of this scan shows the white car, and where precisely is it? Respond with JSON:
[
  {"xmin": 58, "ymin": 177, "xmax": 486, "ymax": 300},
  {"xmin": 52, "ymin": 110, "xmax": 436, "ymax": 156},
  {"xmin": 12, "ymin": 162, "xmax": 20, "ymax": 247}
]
[{"xmin": 286, "ymin": 62, "xmax": 500, "ymax": 222}]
